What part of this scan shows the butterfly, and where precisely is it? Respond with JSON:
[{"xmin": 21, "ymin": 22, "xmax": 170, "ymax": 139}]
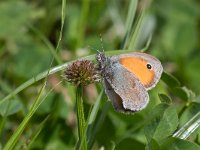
[{"xmin": 96, "ymin": 52, "xmax": 163, "ymax": 113}]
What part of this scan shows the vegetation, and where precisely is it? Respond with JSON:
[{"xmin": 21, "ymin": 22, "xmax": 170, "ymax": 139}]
[{"xmin": 0, "ymin": 0, "xmax": 200, "ymax": 149}]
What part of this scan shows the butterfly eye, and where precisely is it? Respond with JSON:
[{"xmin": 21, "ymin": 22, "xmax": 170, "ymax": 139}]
[{"xmin": 146, "ymin": 63, "xmax": 152, "ymax": 70}]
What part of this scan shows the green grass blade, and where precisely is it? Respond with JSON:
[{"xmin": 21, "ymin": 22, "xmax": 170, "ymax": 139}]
[
  {"xmin": 86, "ymin": 90, "xmax": 103, "ymax": 149},
  {"xmin": 2, "ymin": 0, "xmax": 67, "ymax": 149},
  {"xmin": 173, "ymin": 112, "xmax": 200, "ymax": 139},
  {"xmin": 141, "ymin": 33, "xmax": 152, "ymax": 52},
  {"xmin": 128, "ymin": 9, "xmax": 146, "ymax": 50},
  {"xmin": 79, "ymin": 89, "xmax": 103, "ymax": 149},
  {"xmin": 122, "ymin": 0, "xmax": 138, "ymax": 49},
  {"xmin": 26, "ymin": 116, "xmax": 50, "ymax": 150},
  {"xmin": 0, "ymin": 79, "xmax": 19, "ymax": 137},
  {"xmin": 28, "ymin": 24, "xmax": 62, "ymax": 65},
  {"xmin": 28, "ymin": 0, "xmax": 66, "ymax": 65},
  {"xmin": 3, "ymin": 80, "xmax": 62, "ymax": 150},
  {"xmin": 88, "ymin": 102, "xmax": 110, "ymax": 149},
  {"xmin": 3, "ymin": 84, "xmax": 46, "ymax": 150},
  {"xmin": 55, "ymin": 0, "xmax": 66, "ymax": 53},
  {"xmin": 0, "ymin": 99, "xmax": 10, "ymax": 138},
  {"xmin": 87, "ymin": 90, "xmax": 104, "ymax": 125},
  {"xmin": 76, "ymin": 0, "xmax": 90, "ymax": 48}
]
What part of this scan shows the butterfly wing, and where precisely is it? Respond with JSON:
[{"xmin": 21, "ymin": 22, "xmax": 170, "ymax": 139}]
[
  {"xmin": 111, "ymin": 52, "xmax": 163, "ymax": 90},
  {"xmin": 104, "ymin": 62, "xmax": 149, "ymax": 112},
  {"xmin": 104, "ymin": 79, "xmax": 125, "ymax": 112}
]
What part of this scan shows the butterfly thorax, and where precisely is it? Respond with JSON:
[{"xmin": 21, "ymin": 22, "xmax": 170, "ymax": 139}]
[{"xmin": 96, "ymin": 52, "xmax": 112, "ymax": 78}]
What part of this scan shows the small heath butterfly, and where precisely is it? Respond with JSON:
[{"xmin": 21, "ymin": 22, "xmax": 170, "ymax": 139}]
[{"xmin": 96, "ymin": 52, "xmax": 163, "ymax": 113}]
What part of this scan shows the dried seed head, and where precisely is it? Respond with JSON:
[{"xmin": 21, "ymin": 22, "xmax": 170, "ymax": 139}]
[{"xmin": 64, "ymin": 60, "xmax": 101, "ymax": 86}]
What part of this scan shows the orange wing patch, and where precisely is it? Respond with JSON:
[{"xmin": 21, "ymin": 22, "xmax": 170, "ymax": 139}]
[{"xmin": 119, "ymin": 57, "xmax": 155, "ymax": 88}]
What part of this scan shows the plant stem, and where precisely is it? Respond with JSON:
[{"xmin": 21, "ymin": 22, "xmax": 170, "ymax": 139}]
[{"xmin": 76, "ymin": 85, "xmax": 87, "ymax": 150}]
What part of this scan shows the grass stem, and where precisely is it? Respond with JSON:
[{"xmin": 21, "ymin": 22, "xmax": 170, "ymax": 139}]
[{"xmin": 76, "ymin": 85, "xmax": 87, "ymax": 150}]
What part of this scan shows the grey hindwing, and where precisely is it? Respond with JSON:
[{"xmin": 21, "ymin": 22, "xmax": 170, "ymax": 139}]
[
  {"xmin": 104, "ymin": 79, "xmax": 125, "ymax": 112},
  {"xmin": 105, "ymin": 63, "xmax": 149, "ymax": 112}
]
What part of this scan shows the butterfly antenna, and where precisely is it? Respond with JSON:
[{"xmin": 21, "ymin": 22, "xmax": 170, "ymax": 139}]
[
  {"xmin": 99, "ymin": 33, "xmax": 108, "ymax": 62},
  {"xmin": 99, "ymin": 33, "xmax": 105, "ymax": 52}
]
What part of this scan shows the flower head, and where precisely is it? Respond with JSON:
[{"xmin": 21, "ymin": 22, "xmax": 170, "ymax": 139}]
[{"xmin": 64, "ymin": 60, "xmax": 100, "ymax": 86}]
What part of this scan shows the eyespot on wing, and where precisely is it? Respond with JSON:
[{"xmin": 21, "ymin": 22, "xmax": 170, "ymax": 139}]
[{"xmin": 112, "ymin": 52, "xmax": 163, "ymax": 90}]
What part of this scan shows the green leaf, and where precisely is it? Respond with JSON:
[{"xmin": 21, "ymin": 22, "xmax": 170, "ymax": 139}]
[
  {"xmin": 115, "ymin": 138, "xmax": 145, "ymax": 150},
  {"xmin": 159, "ymin": 94, "xmax": 172, "ymax": 104},
  {"xmin": 161, "ymin": 72, "xmax": 180, "ymax": 88},
  {"xmin": 110, "ymin": 141, "xmax": 116, "ymax": 150},
  {"xmin": 46, "ymin": 139, "xmax": 68, "ymax": 150},
  {"xmin": 0, "ymin": 1, "xmax": 31, "ymax": 39},
  {"xmin": 11, "ymin": 43, "xmax": 51, "ymax": 79},
  {"xmin": 185, "ymin": 54, "xmax": 200, "ymax": 93},
  {"xmin": 144, "ymin": 103, "xmax": 169, "ymax": 142},
  {"xmin": 161, "ymin": 137, "xmax": 200, "ymax": 150},
  {"xmin": 153, "ymin": 106, "xmax": 178, "ymax": 142},
  {"xmin": 179, "ymin": 102, "xmax": 200, "ymax": 126},
  {"xmin": 145, "ymin": 104, "xmax": 179, "ymax": 143},
  {"xmin": 146, "ymin": 138, "xmax": 160, "ymax": 150},
  {"xmin": 0, "ymin": 99, "xmax": 22, "ymax": 116},
  {"xmin": 172, "ymin": 87, "xmax": 189, "ymax": 101}
]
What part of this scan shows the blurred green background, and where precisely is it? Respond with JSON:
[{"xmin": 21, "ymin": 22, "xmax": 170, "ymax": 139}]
[{"xmin": 0, "ymin": 0, "xmax": 200, "ymax": 149}]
